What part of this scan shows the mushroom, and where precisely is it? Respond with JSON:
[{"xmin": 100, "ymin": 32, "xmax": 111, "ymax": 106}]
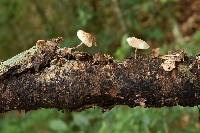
[
  {"xmin": 75, "ymin": 30, "xmax": 96, "ymax": 49},
  {"xmin": 126, "ymin": 37, "xmax": 150, "ymax": 59}
]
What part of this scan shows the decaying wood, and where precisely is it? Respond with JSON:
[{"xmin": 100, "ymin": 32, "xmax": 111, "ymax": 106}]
[{"xmin": 0, "ymin": 38, "xmax": 200, "ymax": 113}]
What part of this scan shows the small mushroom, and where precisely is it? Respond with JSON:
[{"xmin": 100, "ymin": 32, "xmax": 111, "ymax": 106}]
[
  {"xmin": 126, "ymin": 37, "xmax": 150, "ymax": 59},
  {"xmin": 75, "ymin": 30, "xmax": 96, "ymax": 49}
]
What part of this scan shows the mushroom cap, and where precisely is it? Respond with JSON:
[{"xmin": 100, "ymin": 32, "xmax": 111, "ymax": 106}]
[
  {"xmin": 77, "ymin": 30, "xmax": 96, "ymax": 47},
  {"xmin": 126, "ymin": 37, "xmax": 150, "ymax": 49}
]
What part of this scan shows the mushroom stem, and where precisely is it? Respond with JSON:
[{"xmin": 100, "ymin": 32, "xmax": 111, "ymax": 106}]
[
  {"xmin": 135, "ymin": 48, "xmax": 137, "ymax": 59},
  {"xmin": 72, "ymin": 42, "xmax": 84, "ymax": 51},
  {"xmin": 75, "ymin": 42, "xmax": 84, "ymax": 49}
]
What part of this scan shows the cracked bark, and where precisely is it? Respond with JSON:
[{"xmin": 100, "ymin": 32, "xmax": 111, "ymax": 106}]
[{"xmin": 0, "ymin": 38, "xmax": 200, "ymax": 113}]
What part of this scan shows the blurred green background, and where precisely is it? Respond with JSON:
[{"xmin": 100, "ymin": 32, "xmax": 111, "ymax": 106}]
[{"xmin": 0, "ymin": 0, "xmax": 200, "ymax": 132}]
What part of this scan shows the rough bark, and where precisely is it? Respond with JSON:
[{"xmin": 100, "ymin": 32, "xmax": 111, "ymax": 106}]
[{"xmin": 0, "ymin": 38, "xmax": 200, "ymax": 113}]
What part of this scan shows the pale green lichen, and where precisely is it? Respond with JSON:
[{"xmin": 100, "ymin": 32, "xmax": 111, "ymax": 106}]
[
  {"xmin": 0, "ymin": 39, "xmax": 59, "ymax": 79},
  {"xmin": 0, "ymin": 39, "xmax": 88, "ymax": 80},
  {"xmin": 0, "ymin": 46, "xmax": 37, "ymax": 78}
]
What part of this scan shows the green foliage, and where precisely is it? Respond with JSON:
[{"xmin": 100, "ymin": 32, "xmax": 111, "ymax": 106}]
[
  {"xmin": 49, "ymin": 119, "xmax": 68, "ymax": 132},
  {"xmin": 0, "ymin": 107, "xmax": 199, "ymax": 133},
  {"xmin": 0, "ymin": 0, "xmax": 200, "ymax": 132},
  {"xmin": 115, "ymin": 34, "xmax": 131, "ymax": 60}
]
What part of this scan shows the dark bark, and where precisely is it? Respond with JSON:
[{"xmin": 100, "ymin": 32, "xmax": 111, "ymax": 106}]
[{"xmin": 0, "ymin": 39, "xmax": 200, "ymax": 113}]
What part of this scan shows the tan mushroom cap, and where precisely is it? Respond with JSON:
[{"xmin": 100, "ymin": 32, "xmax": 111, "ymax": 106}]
[
  {"xmin": 77, "ymin": 30, "xmax": 96, "ymax": 47},
  {"xmin": 126, "ymin": 37, "xmax": 150, "ymax": 49}
]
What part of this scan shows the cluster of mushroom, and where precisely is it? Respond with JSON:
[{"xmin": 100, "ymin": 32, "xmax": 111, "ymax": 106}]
[
  {"xmin": 75, "ymin": 30, "xmax": 187, "ymax": 72},
  {"xmin": 75, "ymin": 30, "xmax": 150, "ymax": 59},
  {"xmin": 36, "ymin": 29, "xmax": 187, "ymax": 72},
  {"xmin": 35, "ymin": 29, "xmax": 150, "ymax": 60}
]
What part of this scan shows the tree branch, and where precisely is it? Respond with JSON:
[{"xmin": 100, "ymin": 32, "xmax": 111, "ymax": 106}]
[{"xmin": 0, "ymin": 38, "xmax": 200, "ymax": 113}]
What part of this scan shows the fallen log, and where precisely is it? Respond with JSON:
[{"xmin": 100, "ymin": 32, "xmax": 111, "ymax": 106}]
[{"xmin": 0, "ymin": 38, "xmax": 200, "ymax": 113}]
